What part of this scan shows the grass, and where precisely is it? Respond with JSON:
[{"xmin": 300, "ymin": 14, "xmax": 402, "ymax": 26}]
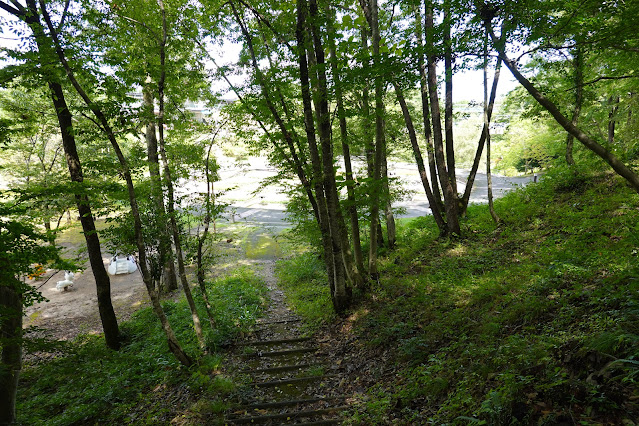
[
  {"xmin": 275, "ymin": 165, "xmax": 639, "ymax": 424},
  {"xmin": 346, "ymin": 167, "xmax": 639, "ymax": 424},
  {"xmin": 17, "ymin": 268, "xmax": 268, "ymax": 425},
  {"xmin": 275, "ymin": 251, "xmax": 336, "ymax": 332}
]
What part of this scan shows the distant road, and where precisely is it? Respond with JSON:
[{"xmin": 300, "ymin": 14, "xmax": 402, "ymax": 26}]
[{"xmin": 217, "ymin": 169, "xmax": 534, "ymax": 229}]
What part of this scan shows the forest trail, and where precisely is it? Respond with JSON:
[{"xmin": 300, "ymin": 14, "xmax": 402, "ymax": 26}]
[{"xmin": 222, "ymin": 258, "xmax": 349, "ymax": 425}]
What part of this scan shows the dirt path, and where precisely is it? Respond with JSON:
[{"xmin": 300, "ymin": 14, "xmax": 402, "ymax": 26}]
[{"xmin": 222, "ymin": 259, "xmax": 349, "ymax": 425}]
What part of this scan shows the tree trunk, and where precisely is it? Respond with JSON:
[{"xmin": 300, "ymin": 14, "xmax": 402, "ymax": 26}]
[
  {"xmin": 565, "ymin": 45, "xmax": 583, "ymax": 166},
  {"xmin": 19, "ymin": 2, "xmax": 121, "ymax": 352},
  {"xmin": 48, "ymin": 81, "xmax": 121, "ymax": 350},
  {"xmin": 143, "ymin": 80, "xmax": 178, "ymax": 293},
  {"xmin": 196, "ymin": 132, "xmax": 222, "ymax": 330},
  {"xmin": 393, "ymin": 82, "xmax": 447, "ymax": 233},
  {"xmin": 0, "ymin": 284, "xmax": 22, "ymax": 425},
  {"xmin": 156, "ymin": 0, "xmax": 205, "ymax": 349},
  {"xmin": 608, "ymin": 96, "xmax": 619, "ymax": 146},
  {"xmin": 360, "ymin": 0, "xmax": 385, "ymax": 278},
  {"xmin": 484, "ymin": 31, "xmax": 499, "ymax": 223},
  {"xmin": 38, "ymin": 2, "xmax": 192, "ymax": 365},
  {"xmin": 308, "ymin": 0, "xmax": 352, "ymax": 310},
  {"xmin": 460, "ymin": 58, "xmax": 502, "ymax": 215},
  {"xmin": 360, "ymin": 27, "xmax": 385, "ymax": 250},
  {"xmin": 226, "ymin": 4, "xmax": 320, "ymax": 225},
  {"xmin": 296, "ymin": 0, "xmax": 345, "ymax": 312},
  {"xmin": 485, "ymin": 21, "xmax": 639, "ymax": 194},
  {"xmin": 443, "ymin": 0, "xmax": 457, "ymax": 195},
  {"xmin": 425, "ymin": 1, "xmax": 461, "ymax": 235},
  {"xmin": 326, "ymin": 1, "xmax": 366, "ymax": 282},
  {"xmin": 381, "ymin": 142, "xmax": 396, "ymax": 248},
  {"xmin": 414, "ymin": 3, "xmax": 442, "ymax": 208}
]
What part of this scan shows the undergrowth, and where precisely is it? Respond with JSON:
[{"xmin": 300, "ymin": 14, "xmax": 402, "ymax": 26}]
[
  {"xmin": 276, "ymin": 251, "xmax": 336, "ymax": 332},
  {"xmin": 17, "ymin": 268, "xmax": 267, "ymax": 425},
  {"xmin": 344, "ymin": 167, "xmax": 639, "ymax": 424},
  {"xmin": 273, "ymin": 166, "xmax": 639, "ymax": 424}
]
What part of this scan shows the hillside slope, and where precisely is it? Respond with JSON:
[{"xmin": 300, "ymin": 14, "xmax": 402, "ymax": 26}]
[{"xmin": 279, "ymin": 167, "xmax": 639, "ymax": 424}]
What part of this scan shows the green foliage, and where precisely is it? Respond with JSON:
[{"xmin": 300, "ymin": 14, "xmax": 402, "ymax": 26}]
[
  {"xmin": 345, "ymin": 165, "xmax": 639, "ymax": 424},
  {"xmin": 276, "ymin": 252, "xmax": 335, "ymax": 331},
  {"xmin": 17, "ymin": 268, "xmax": 268, "ymax": 424},
  {"xmin": 0, "ymin": 202, "xmax": 71, "ymax": 307}
]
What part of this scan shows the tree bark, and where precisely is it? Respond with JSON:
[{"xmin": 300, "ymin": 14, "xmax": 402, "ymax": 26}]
[
  {"xmin": 196, "ymin": 126, "xmax": 224, "ymax": 330},
  {"xmin": 485, "ymin": 20, "xmax": 639, "ymax": 194},
  {"xmin": 381, "ymin": 142, "xmax": 396, "ymax": 248},
  {"xmin": 296, "ymin": 0, "xmax": 343, "ymax": 311},
  {"xmin": 484, "ymin": 30, "xmax": 499, "ymax": 223},
  {"xmin": 155, "ymin": 0, "xmax": 205, "ymax": 349},
  {"xmin": 49, "ymin": 82, "xmax": 121, "ymax": 350},
  {"xmin": 608, "ymin": 95, "xmax": 619, "ymax": 146},
  {"xmin": 414, "ymin": 2, "xmax": 442, "ymax": 207},
  {"xmin": 325, "ymin": 1, "xmax": 366, "ymax": 286},
  {"xmin": 39, "ymin": 1, "xmax": 192, "ymax": 365},
  {"xmin": 227, "ymin": 4, "xmax": 320, "ymax": 224},
  {"xmin": 360, "ymin": 27, "xmax": 384, "ymax": 250},
  {"xmin": 425, "ymin": 1, "xmax": 461, "ymax": 235},
  {"xmin": 0, "ymin": 284, "xmax": 22, "ymax": 425},
  {"xmin": 460, "ymin": 58, "xmax": 502, "ymax": 215},
  {"xmin": 393, "ymin": 82, "xmax": 447, "ymax": 233},
  {"xmin": 143, "ymin": 80, "xmax": 178, "ymax": 293},
  {"xmin": 360, "ymin": 0, "xmax": 385, "ymax": 278},
  {"xmin": 308, "ymin": 0, "xmax": 352, "ymax": 310},
  {"xmin": 15, "ymin": 1, "xmax": 122, "ymax": 352},
  {"xmin": 443, "ymin": 0, "xmax": 457, "ymax": 195},
  {"xmin": 565, "ymin": 45, "xmax": 583, "ymax": 166}
]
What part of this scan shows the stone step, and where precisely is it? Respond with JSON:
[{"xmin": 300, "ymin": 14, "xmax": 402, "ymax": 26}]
[
  {"xmin": 227, "ymin": 405, "xmax": 347, "ymax": 424},
  {"xmin": 256, "ymin": 318, "xmax": 301, "ymax": 325},
  {"xmin": 241, "ymin": 347, "xmax": 318, "ymax": 357},
  {"xmin": 237, "ymin": 396, "xmax": 344, "ymax": 411},
  {"xmin": 255, "ymin": 374, "xmax": 339, "ymax": 388},
  {"xmin": 240, "ymin": 362, "xmax": 326, "ymax": 374},
  {"xmin": 236, "ymin": 336, "xmax": 311, "ymax": 346}
]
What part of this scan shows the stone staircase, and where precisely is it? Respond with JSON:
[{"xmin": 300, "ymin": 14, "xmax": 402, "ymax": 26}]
[{"xmin": 224, "ymin": 274, "xmax": 347, "ymax": 425}]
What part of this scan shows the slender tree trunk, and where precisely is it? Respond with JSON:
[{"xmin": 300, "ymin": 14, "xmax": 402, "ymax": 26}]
[
  {"xmin": 381, "ymin": 142, "xmax": 396, "ymax": 248},
  {"xmin": 296, "ymin": 0, "xmax": 343, "ymax": 311},
  {"xmin": 39, "ymin": 2, "xmax": 192, "ymax": 365},
  {"xmin": 155, "ymin": 0, "xmax": 205, "ymax": 349},
  {"xmin": 393, "ymin": 82, "xmax": 447, "ymax": 233},
  {"xmin": 0, "ymin": 284, "xmax": 22, "ymax": 425},
  {"xmin": 20, "ymin": 2, "xmax": 121, "ymax": 351},
  {"xmin": 48, "ymin": 82, "xmax": 121, "ymax": 350},
  {"xmin": 460, "ymin": 58, "xmax": 502, "ymax": 215},
  {"xmin": 443, "ymin": 0, "xmax": 457, "ymax": 195},
  {"xmin": 426, "ymin": 1, "xmax": 461, "ymax": 235},
  {"xmin": 360, "ymin": 0, "xmax": 385, "ymax": 278},
  {"xmin": 484, "ymin": 31, "xmax": 499, "ymax": 223},
  {"xmin": 225, "ymin": 5, "xmax": 320, "ymax": 224},
  {"xmin": 608, "ymin": 96, "xmax": 619, "ymax": 146},
  {"xmin": 485, "ymin": 20, "xmax": 639, "ymax": 194},
  {"xmin": 565, "ymin": 45, "xmax": 583, "ymax": 166},
  {"xmin": 196, "ymin": 128, "xmax": 223, "ymax": 330},
  {"xmin": 414, "ymin": 3, "xmax": 442, "ymax": 207},
  {"xmin": 308, "ymin": 0, "xmax": 352, "ymax": 310},
  {"xmin": 360, "ymin": 27, "xmax": 384, "ymax": 250},
  {"xmin": 143, "ymin": 80, "xmax": 178, "ymax": 293},
  {"xmin": 325, "ymin": 1, "xmax": 366, "ymax": 285}
]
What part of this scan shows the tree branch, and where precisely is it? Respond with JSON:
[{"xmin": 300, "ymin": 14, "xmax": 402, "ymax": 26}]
[
  {"xmin": 235, "ymin": 0, "xmax": 295, "ymax": 54},
  {"xmin": 56, "ymin": 0, "xmax": 71, "ymax": 32},
  {"xmin": 0, "ymin": 0, "xmax": 24, "ymax": 16}
]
